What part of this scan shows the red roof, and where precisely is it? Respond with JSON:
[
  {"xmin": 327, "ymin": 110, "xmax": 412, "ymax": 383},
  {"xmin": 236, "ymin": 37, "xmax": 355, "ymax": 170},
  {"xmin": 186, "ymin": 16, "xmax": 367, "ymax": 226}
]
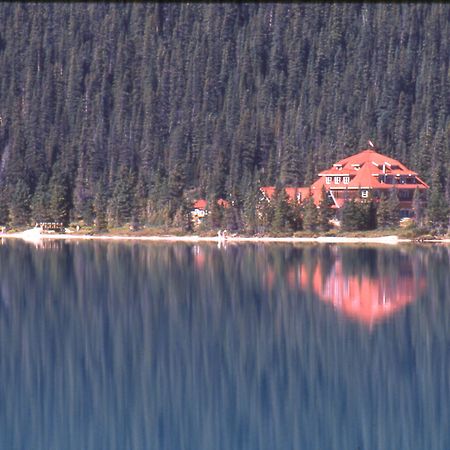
[
  {"xmin": 258, "ymin": 149, "xmax": 429, "ymax": 209},
  {"xmin": 193, "ymin": 198, "xmax": 229, "ymax": 210},
  {"xmin": 318, "ymin": 149, "xmax": 429, "ymax": 190},
  {"xmin": 193, "ymin": 199, "xmax": 208, "ymax": 210}
]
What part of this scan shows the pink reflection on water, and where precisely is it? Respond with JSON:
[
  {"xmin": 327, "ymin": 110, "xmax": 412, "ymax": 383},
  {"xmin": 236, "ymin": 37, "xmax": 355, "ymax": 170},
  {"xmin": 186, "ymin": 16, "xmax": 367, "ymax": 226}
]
[{"xmin": 294, "ymin": 255, "xmax": 426, "ymax": 325}]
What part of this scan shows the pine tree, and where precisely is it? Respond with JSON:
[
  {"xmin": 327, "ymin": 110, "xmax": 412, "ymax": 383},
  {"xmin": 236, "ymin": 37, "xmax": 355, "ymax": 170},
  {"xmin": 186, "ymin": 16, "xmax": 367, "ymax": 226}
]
[
  {"xmin": 302, "ymin": 197, "xmax": 318, "ymax": 232},
  {"xmin": 386, "ymin": 188, "xmax": 400, "ymax": 226},
  {"xmin": 317, "ymin": 186, "xmax": 333, "ymax": 232},
  {"xmin": 207, "ymin": 198, "xmax": 224, "ymax": 230},
  {"xmin": 48, "ymin": 166, "xmax": 71, "ymax": 226},
  {"xmin": 341, "ymin": 199, "xmax": 360, "ymax": 231},
  {"xmin": 376, "ymin": 193, "xmax": 390, "ymax": 229},
  {"xmin": 426, "ymin": 181, "xmax": 449, "ymax": 233},
  {"xmin": 110, "ymin": 167, "xmax": 135, "ymax": 226},
  {"xmin": 10, "ymin": 180, "xmax": 32, "ymax": 227},
  {"xmin": 377, "ymin": 189, "xmax": 400, "ymax": 229},
  {"xmin": 0, "ymin": 186, "xmax": 10, "ymax": 226},
  {"xmin": 271, "ymin": 184, "xmax": 290, "ymax": 232},
  {"xmin": 412, "ymin": 187, "xmax": 425, "ymax": 227},
  {"xmin": 31, "ymin": 174, "xmax": 51, "ymax": 224},
  {"xmin": 94, "ymin": 178, "xmax": 108, "ymax": 231}
]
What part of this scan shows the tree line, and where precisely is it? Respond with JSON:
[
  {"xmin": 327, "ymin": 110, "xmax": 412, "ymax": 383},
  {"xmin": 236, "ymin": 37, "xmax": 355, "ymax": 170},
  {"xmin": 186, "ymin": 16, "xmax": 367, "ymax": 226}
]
[
  {"xmin": 199, "ymin": 185, "xmax": 447, "ymax": 235},
  {"xmin": 0, "ymin": 3, "xmax": 448, "ymax": 231}
]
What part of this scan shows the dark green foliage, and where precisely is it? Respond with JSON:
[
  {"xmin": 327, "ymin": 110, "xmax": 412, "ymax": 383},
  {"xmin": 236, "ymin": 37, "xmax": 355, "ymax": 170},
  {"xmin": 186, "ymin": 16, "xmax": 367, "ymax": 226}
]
[
  {"xmin": 317, "ymin": 186, "xmax": 333, "ymax": 232},
  {"xmin": 271, "ymin": 184, "xmax": 291, "ymax": 232},
  {"xmin": 426, "ymin": 181, "xmax": 449, "ymax": 233},
  {"xmin": 48, "ymin": 165, "xmax": 71, "ymax": 226},
  {"xmin": 207, "ymin": 198, "xmax": 224, "ymax": 230},
  {"xmin": 377, "ymin": 190, "xmax": 400, "ymax": 229},
  {"xmin": 0, "ymin": 4, "xmax": 446, "ymax": 228},
  {"xmin": 31, "ymin": 174, "xmax": 51, "ymax": 224},
  {"xmin": 110, "ymin": 168, "xmax": 135, "ymax": 227},
  {"xmin": 302, "ymin": 197, "xmax": 318, "ymax": 232},
  {"xmin": 94, "ymin": 178, "xmax": 108, "ymax": 232},
  {"xmin": 412, "ymin": 187, "xmax": 426, "ymax": 227},
  {"xmin": 10, "ymin": 180, "xmax": 31, "ymax": 226},
  {"xmin": 341, "ymin": 199, "xmax": 377, "ymax": 231},
  {"xmin": 172, "ymin": 197, "xmax": 194, "ymax": 232},
  {"xmin": 341, "ymin": 200, "xmax": 360, "ymax": 231},
  {"xmin": 0, "ymin": 187, "xmax": 10, "ymax": 226}
]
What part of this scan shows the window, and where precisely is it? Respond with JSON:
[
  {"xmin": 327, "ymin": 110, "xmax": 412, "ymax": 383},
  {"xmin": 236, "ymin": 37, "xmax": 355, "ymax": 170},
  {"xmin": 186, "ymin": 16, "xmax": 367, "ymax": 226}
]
[
  {"xmin": 361, "ymin": 190, "xmax": 368, "ymax": 198},
  {"xmin": 343, "ymin": 176, "xmax": 350, "ymax": 184},
  {"xmin": 335, "ymin": 177, "xmax": 341, "ymax": 184},
  {"xmin": 326, "ymin": 176, "xmax": 332, "ymax": 184}
]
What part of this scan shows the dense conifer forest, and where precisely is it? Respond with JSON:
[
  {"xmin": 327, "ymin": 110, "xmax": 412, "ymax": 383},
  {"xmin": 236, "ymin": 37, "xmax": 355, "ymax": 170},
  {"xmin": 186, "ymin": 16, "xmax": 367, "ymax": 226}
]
[{"xmin": 0, "ymin": 3, "xmax": 448, "ymax": 231}]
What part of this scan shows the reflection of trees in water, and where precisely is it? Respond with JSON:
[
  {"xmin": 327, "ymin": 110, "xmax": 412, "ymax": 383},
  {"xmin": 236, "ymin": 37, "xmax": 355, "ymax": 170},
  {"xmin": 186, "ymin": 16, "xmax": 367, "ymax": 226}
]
[
  {"xmin": 0, "ymin": 243, "xmax": 450, "ymax": 450},
  {"xmin": 0, "ymin": 242, "xmax": 448, "ymax": 449}
]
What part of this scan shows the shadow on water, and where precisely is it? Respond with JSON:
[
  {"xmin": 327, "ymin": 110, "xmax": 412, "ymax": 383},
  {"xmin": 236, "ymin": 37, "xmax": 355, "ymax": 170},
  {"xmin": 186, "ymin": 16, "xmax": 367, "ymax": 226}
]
[{"xmin": 0, "ymin": 240, "xmax": 448, "ymax": 450}]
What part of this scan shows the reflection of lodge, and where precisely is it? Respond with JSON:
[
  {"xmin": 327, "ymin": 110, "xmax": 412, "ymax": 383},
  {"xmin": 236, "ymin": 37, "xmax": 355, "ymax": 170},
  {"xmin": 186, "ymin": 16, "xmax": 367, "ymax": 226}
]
[{"xmin": 295, "ymin": 256, "xmax": 426, "ymax": 324}]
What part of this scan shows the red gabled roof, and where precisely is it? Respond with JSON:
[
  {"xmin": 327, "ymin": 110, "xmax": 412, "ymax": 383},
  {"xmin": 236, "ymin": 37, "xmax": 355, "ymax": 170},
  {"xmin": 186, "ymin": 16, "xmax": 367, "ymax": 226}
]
[
  {"xmin": 318, "ymin": 149, "xmax": 429, "ymax": 190},
  {"xmin": 193, "ymin": 198, "xmax": 229, "ymax": 210},
  {"xmin": 193, "ymin": 199, "xmax": 208, "ymax": 210}
]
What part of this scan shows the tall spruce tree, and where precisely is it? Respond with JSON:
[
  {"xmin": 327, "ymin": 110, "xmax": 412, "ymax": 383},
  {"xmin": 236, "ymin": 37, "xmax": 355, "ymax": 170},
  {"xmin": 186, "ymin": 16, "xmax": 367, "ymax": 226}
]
[
  {"xmin": 317, "ymin": 186, "xmax": 333, "ymax": 232},
  {"xmin": 302, "ymin": 197, "xmax": 318, "ymax": 232},
  {"xmin": 426, "ymin": 181, "xmax": 449, "ymax": 233},
  {"xmin": 10, "ymin": 180, "xmax": 32, "ymax": 227}
]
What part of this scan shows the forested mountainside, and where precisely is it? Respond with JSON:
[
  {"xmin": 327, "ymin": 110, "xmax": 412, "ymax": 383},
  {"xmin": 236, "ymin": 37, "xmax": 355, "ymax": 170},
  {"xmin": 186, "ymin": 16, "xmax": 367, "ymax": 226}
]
[{"xmin": 0, "ymin": 3, "xmax": 448, "ymax": 228}]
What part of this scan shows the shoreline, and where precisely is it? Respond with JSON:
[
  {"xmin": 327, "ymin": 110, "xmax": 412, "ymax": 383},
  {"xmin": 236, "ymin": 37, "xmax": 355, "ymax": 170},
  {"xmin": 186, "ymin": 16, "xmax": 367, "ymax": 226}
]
[{"xmin": 1, "ymin": 228, "xmax": 449, "ymax": 245}]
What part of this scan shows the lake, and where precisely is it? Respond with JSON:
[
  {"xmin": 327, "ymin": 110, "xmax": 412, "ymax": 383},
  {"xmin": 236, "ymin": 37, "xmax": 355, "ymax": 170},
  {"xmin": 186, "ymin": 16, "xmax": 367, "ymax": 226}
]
[{"xmin": 0, "ymin": 240, "xmax": 449, "ymax": 450}]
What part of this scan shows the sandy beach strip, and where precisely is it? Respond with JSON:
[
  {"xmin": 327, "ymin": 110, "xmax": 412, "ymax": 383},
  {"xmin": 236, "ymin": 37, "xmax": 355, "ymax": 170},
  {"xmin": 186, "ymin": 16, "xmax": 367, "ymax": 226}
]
[{"xmin": 1, "ymin": 227, "xmax": 449, "ymax": 245}]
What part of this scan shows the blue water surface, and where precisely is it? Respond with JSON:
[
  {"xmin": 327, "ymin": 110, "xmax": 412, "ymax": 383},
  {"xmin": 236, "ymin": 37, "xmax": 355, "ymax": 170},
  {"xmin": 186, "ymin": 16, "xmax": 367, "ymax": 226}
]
[{"xmin": 0, "ymin": 240, "xmax": 448, "ymax": 450}]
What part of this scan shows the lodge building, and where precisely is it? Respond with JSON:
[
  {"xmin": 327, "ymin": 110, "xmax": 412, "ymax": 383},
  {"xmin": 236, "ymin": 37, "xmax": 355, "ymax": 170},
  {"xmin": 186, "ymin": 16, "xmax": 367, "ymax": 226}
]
[{"xmin": 261, "ymin": 148, "xmax": 429, "ymax": 218}]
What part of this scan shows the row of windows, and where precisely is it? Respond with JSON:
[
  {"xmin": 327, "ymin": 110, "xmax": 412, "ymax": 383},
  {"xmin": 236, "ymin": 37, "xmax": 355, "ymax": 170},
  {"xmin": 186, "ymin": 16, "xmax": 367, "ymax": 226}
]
[
  {"xmin": 378, "ymin": 175, "xmax": 417, "ymax": 184},
  {"xmin": 325, "ymin": 176, "xmax": 350, "ymax": 185}
]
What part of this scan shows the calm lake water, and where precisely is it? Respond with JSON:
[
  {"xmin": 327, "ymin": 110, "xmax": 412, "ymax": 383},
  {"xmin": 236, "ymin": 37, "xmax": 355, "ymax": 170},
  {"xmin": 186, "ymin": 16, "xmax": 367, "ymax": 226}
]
[{"xmin": 0, "ymin": 240, "xmax": 449, "ymax": 450}]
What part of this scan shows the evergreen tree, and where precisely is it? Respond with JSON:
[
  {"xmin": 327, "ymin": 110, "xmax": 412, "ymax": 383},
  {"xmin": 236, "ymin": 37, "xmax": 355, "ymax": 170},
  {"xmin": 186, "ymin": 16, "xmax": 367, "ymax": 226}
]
[
  {"xmin": 10, "ymin": 180, "xmax": 31, "ymax": 227},
  {"xmin": 48, "ymin": 166, "xmax": 71, "ymax": 225},
  {"xmin": 426, "ymin": 181, "xmax": 449, "ymax": 233},
  {"xmin": 271, "ymin": 184, "xmax": 290, "ymax": 232},
  {"xmin": 341, "ymin": 199, "xmax": 360, "ymax": 231},
  {"xmin": 207, "ymin": 198, "xmax": 224, "ymax": 230},
  {"xmin": 31, "ymin": 174, "xmax": 51, "ymax": 224},
  {"xmin": 302, "ymin": 197, "xmax": 318, "ymax": 232},
  {"xmin": 412, "ymin": 187, "xmax": 425, "ymax": 227},
  {"xmin": 0, "ymin": 187, "xmax": 10, "ymax": 226},
  {"xmin": 110, "ymin": 167, "xmax": 135, "ymax": 226},
  {"xmin": 376, "ymin": 193, "xmax": 390, "ymax": 229},
  {"xmin": 317, "ymin": 186, "xmax": 333, "ymax": 232},
  {"xmin": 386, "ymin": 188, "xmax": 401, "ymax": 226},
  {"xmin": 377, "ymin": 189, "xmax": 400, "ymax": 228},
  {"xmin": 94, "ymin": 178, "xmax": 108, "ymax": 232}
]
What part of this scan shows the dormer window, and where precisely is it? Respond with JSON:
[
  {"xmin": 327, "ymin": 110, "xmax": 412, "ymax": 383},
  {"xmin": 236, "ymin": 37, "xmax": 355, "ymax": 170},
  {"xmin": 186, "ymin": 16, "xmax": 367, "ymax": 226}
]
[
  {"xmin": 333, "ymin": 164, "xmax": 343, "ymax": 171},
  {"xmin": 326, "ymin": 176, "xmax": 332, "ymax": 184},
  {"xmin": 351, "ymin": 163, "xmax": 361, "ymax": 171}
]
